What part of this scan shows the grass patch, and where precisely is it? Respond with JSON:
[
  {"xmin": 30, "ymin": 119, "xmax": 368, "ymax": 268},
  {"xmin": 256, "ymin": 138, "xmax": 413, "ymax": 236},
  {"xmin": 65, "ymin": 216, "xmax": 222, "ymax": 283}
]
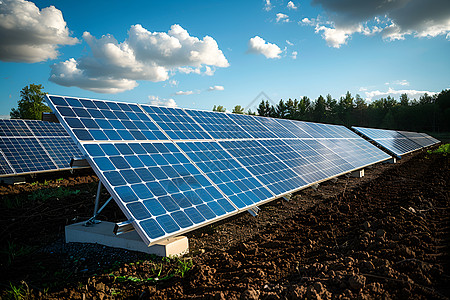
[
  {"xmin": 0, "ymin": 242, "xmax": 35, "ymax": 267},
  {"xmin": 28, "ymin": 187, "xmax": 80, "ymax": 202}
]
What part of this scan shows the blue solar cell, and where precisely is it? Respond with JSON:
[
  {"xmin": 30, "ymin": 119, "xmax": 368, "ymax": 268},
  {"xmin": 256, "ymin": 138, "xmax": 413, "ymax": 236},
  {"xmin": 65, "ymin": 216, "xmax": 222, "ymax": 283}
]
[
  {"xmin": 184, "ymin": 207, "xmax": 206, "ymax": 223},
  {"xmin": 156, "ymin": 215, "xmax": 180, "ymax": 233},
  {"xmin": 126, "ymin": 202, "xmax": 151, "ymax": 220},
  {"xmin": 140, "ymin": 219, "xmax": 165, "ymax": 239},
  {"xmin": 171, "ymin": 211, "xmax": 194, "ymax": 228},
  {"xmin": 0, "ymin": 119, "xmax": 33, "ymax": 136},
  {"xmin": 226, "ymin": 113, "xmax": 277, "ymax": 139},
  {"xmin": 115, "ymin": 186, "xmax": 138, "ymax": 202}
]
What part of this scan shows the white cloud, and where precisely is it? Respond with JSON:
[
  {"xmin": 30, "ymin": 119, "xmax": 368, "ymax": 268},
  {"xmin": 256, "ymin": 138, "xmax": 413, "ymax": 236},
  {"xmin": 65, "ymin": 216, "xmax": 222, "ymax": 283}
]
[
  {"xmin": 286, "ymin": 40, "xmax": 294, "ymax": 46},
  {"xmin": 208, "ymin": 85, "xmax": 224, "ymax": 91},
  {"xmin": 148, "ymin": 95, "xmax": 177, "ymax": 108},
  {"xmin": 247, "ymin": 36, "xmax": 282, "ymax": 59},
  {"xmin": 311, "ymin": 0, "xmax": 450, "ymax": 46},
  {"xmin": 50, "ymin": 24, "xmax": 229, "ymax": 93},
  {"xmin": 393, "ymin": 79, "xmax": 410, "ymax": 86},
  {"xmin": 287, "ymin": 1, "xmax": 298, "ymax": 10},
  {"xmin": 315, "ymin": 25, "xmax": 357, "ymax": 48},
  {"xmin": 301, "ymin": 18, "xmax": 312, "ymax": 25},
  {"xmin": 276, "ymin": 13, "xmax": 289, "ymax": 23},
  {"xmin": 264, "ymin": 0, "xmax": 272, "ymax": 11},
  {"xmin": 175, "ymin": 90, "xmax": 194, "ymax": 95},
  {"xmin": 0, "ymin": 0, "xmax": 78, "ymax": 63},
  {"xmin": 291, "ymin": 51, "xmax": 298, "ymax": 59},
  {"xmin": 365, "ymin": 87, "xmax": 437, "ymax": 101}
]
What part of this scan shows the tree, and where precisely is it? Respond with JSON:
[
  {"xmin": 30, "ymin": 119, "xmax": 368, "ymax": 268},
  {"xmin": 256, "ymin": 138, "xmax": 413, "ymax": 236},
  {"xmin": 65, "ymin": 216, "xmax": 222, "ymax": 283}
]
[
  {"xmin": 10, "ymin": 84, "xmax": 51, "ymax": 120},
  {"xmin": 232, "ymin": 105, "xmax": 245, "ymax": 114},
  {"xmin": 212, "ymin": 105, "xmax": 226, "ymax": 112},
  {"xmin": 275, "ymin": 99, "xmax": 288, "ymax": 118},
  {"xmin": 399, "ymin": 93, "xmax": 409, "ymax": 106},
  {"xmin": 257, "ymin": 100, "xmax": 274, "ymax": 117},
  {"xmin": 313, "ymin": 95, "xmax": 326, "ymax": 122}
]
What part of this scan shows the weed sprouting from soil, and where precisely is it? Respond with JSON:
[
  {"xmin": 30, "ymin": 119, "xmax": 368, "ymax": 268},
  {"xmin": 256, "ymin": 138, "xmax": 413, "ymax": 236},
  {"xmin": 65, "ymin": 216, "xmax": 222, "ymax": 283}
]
[{"xmin": 28, "ymin": 187, "xmax": 80, "ymax": 202}]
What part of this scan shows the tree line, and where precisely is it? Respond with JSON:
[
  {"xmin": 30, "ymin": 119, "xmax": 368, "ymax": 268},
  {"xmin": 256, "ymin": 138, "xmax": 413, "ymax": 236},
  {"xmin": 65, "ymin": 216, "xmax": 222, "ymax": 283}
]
[{"xmin": 216, "ymin": 90, "xmax": 450, "ymax": 133}]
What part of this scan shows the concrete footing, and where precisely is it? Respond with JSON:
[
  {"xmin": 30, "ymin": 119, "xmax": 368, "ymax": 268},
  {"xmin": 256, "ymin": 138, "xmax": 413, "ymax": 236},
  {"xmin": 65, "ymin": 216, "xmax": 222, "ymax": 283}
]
[
  {"xmin": 65, "ymin": 221, "xmax": 188, "ymax": 257},
  {"xmin": 350, "ymin": 169, "xmax": 364, "ymax": 178}
]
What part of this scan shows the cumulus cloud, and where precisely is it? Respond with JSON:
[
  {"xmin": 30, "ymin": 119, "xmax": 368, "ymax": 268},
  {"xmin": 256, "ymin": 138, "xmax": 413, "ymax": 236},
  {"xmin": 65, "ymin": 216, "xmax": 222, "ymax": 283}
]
[
  {"xmin": 365, "ymin": 87, "xmax": 437, "ymax": 101},
  {"xmin": 291, "ymin": 51, "xmax": 298, "ymax": 59},
  {"xmin": 0, "ymin": 0, "xmax": 78, "ymax": 62},
  {"xmin": 276, "ymin": 13, "xmax": 290, "ymax": 23},
  {"xmin": 208, "ymin": 85, "xmax": 224, "ymax": 91},
  {"xmin": 310, "ymin": 0, "xmax": 450, "ymax": 47},
  {"xmin": 148, "ymin": 95, "xmax": 177, "ymax": 108},
  {"xmin": 287, "ymin": 1, "xmax": 298, "ymax": 10},
  {"xmin": 247, "ymin": 36, "xmax": 282, "ymax": 59},
  {"xmin": 50, "ymin": 24, "xmax": 229, "ymax": 93},
  {"xmin": 175, "ymin": 90, "xmax": 194, "ymax": 95}
]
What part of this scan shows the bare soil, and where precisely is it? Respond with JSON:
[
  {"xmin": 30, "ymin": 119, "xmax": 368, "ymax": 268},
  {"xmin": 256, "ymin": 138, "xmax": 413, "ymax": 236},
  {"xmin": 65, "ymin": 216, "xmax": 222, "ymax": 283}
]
[{"xmin": 0, "ymin": 148, "xmax": 449, "ymax": 299}]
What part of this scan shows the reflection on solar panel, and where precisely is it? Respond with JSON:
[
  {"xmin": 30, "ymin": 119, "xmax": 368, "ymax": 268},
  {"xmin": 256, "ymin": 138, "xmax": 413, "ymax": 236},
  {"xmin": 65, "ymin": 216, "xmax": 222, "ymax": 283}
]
[
  {"xmin": 352, "ymin": 126, "xmax": 440, "ymax": 158},
  {"xmin": 47, "ymin": 95, "xmax": 392, "ymax": 245},
  {"xmin": 0, "ymin": 119, "xmax": 84, "ymax": 177}
]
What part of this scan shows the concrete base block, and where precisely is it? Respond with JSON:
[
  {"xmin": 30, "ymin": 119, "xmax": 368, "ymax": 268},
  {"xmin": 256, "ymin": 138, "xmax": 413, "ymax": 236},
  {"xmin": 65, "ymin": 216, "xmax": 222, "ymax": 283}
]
[
  {"xmin": 65, "ymin": 221, "xmax": 188, "ymax": 257},
  {"xmin": 350, "ymin": 169, "xmax": 364, "ymax": 178}
]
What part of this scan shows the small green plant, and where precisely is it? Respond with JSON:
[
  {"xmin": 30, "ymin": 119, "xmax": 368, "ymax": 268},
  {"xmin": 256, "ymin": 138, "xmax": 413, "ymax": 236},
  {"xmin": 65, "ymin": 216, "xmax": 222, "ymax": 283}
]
[
  {"xmin": 6, "ymin": 281, "xmax": 31, "ymax": 300},
  {"xmin": 56, "ymin": 178, "xmax": 64, "ymax": 182},
  {"xmin": 175, "ymin": 257, "xmax": 193, "ymax": 277},
  {"xmin": 28, "ymin": 187, "xmax": 80, "ymax": 202},
  {"xmin": 2, "ymin": 196, "xmax": 21, "ymax": 209}
]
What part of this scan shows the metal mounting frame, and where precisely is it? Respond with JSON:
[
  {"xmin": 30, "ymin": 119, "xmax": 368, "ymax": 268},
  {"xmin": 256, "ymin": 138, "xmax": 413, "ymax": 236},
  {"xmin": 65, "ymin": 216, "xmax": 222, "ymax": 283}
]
[{"xmin": 84, "ymin": 181, "xmax": 113, "ymax": 226}]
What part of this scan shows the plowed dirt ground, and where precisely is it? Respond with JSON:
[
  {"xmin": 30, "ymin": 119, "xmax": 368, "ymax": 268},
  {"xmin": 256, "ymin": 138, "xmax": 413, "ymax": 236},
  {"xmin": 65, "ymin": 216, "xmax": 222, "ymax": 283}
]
[{"xmin": 1, "ymin": 147, "xmax": 448, "ymax": 299}]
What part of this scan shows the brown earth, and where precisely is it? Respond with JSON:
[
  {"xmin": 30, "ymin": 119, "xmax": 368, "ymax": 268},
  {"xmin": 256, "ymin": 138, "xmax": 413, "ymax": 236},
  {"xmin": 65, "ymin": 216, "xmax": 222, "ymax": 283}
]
[{"xmin": 0, "ymin": 148, "xmax": 449, "ymax": 299}]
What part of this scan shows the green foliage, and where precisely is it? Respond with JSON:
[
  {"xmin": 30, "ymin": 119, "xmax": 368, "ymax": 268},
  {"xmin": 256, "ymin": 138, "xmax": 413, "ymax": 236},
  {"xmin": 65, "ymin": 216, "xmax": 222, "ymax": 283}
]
[
  {"xmin": 212, "ymin": 105, "xmax": 226, "ymax": 112},
  {"xmin": 10, "ymin": 84, "xmax": 51, "ymax": 120},
  {"xmin": 5, "ymin": 281, "xmax": 32, "ymax": 300},
  {"xmin": 28, "ymin": 187, "xmax": 80, "ymax": 202},
  {"xmin": 232, "ymin": 105, "xmax": 245, "ymax": 114},
  {"xmin": 428, "ymin": 143, "xmax": 450, "ymax": 155},
  {"xmin": 253, "ymin": 89, "xmax": 449, "ymax": 133}
]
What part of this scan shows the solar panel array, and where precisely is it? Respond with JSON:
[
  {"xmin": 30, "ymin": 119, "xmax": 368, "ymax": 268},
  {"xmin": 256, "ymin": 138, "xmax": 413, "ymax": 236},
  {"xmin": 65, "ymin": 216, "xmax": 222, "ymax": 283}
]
[
  {"xmin": 47, "ymin": 95, "xmax": 392, "ymax": 245},
  {"xmin": 0, "ymin": 119, "xmax": 84, "ymax": 177},
  {"xmin": 352, "ymin": 126, "xmax": 440, "ymax": 158}
]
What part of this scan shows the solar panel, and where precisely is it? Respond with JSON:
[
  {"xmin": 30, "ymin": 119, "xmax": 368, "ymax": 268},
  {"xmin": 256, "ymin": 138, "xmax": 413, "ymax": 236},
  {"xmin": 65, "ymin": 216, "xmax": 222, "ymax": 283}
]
[
  {"xmin": 47, "ymin": 95, "xmax": 393, "ymax": 245},
  {"xmin": 352, "ymin": 126, "xmax": 440, "ymax": 158},
  {"xmin": 0, "ymin": 119, "xmax": 85, "ymax": 177}
]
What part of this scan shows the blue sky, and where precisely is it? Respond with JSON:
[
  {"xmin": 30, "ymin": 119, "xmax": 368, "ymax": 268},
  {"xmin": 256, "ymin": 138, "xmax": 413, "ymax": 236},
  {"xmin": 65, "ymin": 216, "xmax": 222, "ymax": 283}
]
[{"xmin": 1, "ymin": 0, "xmax": 449, "ymax": 117}]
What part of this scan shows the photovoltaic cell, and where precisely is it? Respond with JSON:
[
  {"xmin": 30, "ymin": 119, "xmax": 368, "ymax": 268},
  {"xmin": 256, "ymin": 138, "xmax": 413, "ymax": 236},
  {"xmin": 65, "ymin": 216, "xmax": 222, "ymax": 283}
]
[
  {"xmin": 226, "ymin": 114, "xmax": 278, "ymax": 139},
  {"xmin": 0, "ymin": 150, "xmax": 14, "ymax": 175},
  {"xmin": 0, "ymin": 119, "xmax": 33, "ymax": 136}
]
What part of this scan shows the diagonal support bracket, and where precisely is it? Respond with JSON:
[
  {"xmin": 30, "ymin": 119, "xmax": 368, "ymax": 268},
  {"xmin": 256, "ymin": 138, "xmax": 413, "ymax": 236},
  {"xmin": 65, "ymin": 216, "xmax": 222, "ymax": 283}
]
[
  {"xmin": 85, "ymin": 181, "xmax": 113, "ymax": 226},
  {"xmin": 247, "ymin": 206, "xmax": 260, "ymax": 217}
]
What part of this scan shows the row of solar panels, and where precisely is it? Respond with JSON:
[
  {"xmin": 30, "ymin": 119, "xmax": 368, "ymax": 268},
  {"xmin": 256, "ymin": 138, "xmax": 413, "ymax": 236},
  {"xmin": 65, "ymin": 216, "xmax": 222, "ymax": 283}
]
[
  {"xmin": 43, "ymin": 95, "xmax": 440, "ymax": 245},
  {"xmin": 352, "ymin": 126, "xmax": 440, "ymax": 158},
  {"xmin": 0, "ymin": 119, "xmax": 84, "ymax": 177}
]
